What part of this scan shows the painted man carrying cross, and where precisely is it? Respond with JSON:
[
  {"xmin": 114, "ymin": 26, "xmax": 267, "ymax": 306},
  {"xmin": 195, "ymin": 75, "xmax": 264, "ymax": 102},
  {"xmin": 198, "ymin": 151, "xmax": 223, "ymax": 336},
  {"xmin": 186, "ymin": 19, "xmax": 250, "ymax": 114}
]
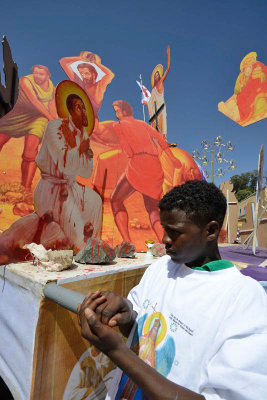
[{"xmin": 145, "ymin": 46, "xmax": 170, "ymax": 138}]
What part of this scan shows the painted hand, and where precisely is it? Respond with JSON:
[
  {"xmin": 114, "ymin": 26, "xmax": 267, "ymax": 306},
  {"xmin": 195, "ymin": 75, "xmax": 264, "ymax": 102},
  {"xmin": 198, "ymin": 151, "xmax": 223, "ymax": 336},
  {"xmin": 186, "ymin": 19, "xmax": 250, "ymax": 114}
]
[
  {"xmin": 82, "ymin": 52, "xmax": 96, "ymax": 62},
  {"xmin": 85, "ymin": 148, "xmax": 94, "ymax": 160},
  {"xmin": 79, "ymin": 138, "xmax": 90, "ymax": 155}
]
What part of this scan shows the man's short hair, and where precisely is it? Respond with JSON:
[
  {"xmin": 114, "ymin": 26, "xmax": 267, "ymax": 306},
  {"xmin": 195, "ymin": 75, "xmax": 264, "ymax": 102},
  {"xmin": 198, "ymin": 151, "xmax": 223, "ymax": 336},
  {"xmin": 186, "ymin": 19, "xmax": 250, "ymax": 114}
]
[
  {"xmin": 32, "ymin": 65, "xmax": 50, "ymax": 75},
  {"xmin": 112, "ymin": 100, "xmax": 133, "ymax": 116},
  {"xmin": 66, "ymin": 94, "xmax": 83, "ymax": 112},
  {"xmin": 77, "ymin": 63, "xmax": 97, "ymax": 77},
  {"xmin": 159, "ymin": 180, "xmax": 227, "ymax": 228}
]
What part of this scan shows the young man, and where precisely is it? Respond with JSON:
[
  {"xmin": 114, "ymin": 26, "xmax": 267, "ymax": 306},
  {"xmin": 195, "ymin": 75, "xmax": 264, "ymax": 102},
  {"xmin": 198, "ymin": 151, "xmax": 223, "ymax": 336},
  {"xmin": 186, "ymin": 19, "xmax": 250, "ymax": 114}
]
[{"xmin": 77, "ymin": 180, "xmax": 267, "ymax": 400}]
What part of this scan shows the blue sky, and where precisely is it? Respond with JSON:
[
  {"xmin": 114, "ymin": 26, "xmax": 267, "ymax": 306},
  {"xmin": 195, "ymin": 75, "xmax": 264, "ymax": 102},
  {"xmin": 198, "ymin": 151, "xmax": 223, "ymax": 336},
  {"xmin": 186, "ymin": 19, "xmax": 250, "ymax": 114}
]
[{"xmin": 0, "ymin": 0, "xmax": 266, "ymax": 185}]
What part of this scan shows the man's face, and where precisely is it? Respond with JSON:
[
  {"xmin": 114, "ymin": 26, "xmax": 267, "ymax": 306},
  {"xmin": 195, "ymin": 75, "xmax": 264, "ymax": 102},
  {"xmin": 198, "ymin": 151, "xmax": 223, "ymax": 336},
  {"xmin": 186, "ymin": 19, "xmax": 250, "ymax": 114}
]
[
  {"xmin": 72, "ymin": 99, "xmax": 88, "ymax": 127},
  {"xmin": 244, "ymin": 65, "xmax": 253, "ymax": 77},
  {"xmin": 160, "ymin": 208, "xmax": 207, "ymax": 264},
  {"xmin": 33, "ymin": 67, "xmax": 49, "ymax": 85},
  {"xmin": 79, "ymin": 67, "xmax": 95, "ymax": 84},
  {"xmin": 113, "ymin": 105, "xmax": 124, "ymax": 121},
  {"xmin": 154, "ymin": 71, "xmax": 160, "ymax": 84}
]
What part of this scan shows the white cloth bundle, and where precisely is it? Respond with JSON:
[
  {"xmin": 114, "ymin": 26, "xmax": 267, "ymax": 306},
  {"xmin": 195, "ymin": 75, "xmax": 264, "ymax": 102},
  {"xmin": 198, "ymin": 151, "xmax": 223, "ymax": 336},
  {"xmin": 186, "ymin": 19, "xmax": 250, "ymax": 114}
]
[{"xmin": 23, "ymin": 243, "xmax": 73, "ymax": 272}]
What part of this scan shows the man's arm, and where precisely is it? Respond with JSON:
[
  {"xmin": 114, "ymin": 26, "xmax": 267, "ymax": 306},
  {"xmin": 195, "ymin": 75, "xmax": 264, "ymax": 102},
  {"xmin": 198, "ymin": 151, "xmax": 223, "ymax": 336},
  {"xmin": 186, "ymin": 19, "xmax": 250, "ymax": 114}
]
[
  {"xmin": 162, "ymin": 46, "xmax": 170, "ymax": 82},
  {"xmin": 48, "ymin": 88, "xmax": 58, "ymax": 119},
  {"xmin": 109, "ymin": 338, "xmax": 204, "ymax": 400},
  {"xmin": 94, "ymin": 60, "xmax": 115, "ymax": 87},
  {"xmin": 59, "ymin": 56, "xmax": 81, "ymax": 80},
  {"xmin": 78, "ymin": 303, "xmax": 204, "ymax": 400},
  {"xmin": 48, "ymin": 98, "xmax": 58, "ymax": 120},
  {"xmin": 149, "ymin": 125, "xmax": 181, "ymax": 168},
  {"xmin": 79, "ymin": 291, "xmax": 137, "ymax": 338},
  {"xmin": 19, "ymin": 77, "xmax": 54, "ymax": 120}
]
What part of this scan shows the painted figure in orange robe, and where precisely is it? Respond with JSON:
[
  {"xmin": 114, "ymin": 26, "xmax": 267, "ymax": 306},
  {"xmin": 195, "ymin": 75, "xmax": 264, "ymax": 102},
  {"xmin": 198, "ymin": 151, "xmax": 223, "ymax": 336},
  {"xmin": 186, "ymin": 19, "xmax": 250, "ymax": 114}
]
[
  {"xmin": 218, "ymin": 52, "xmax": 267, "ymax": 126},
  {"xmin": 59, "ymin": 51, "xmax": 114, "ymax": 132},
  {"xmin": 111, "ymin": 100, "xmax": 179, "ymax": 243},
  {"xmin": 0, "ymin": 65, "xmax": 57, "ymax": 189},
  {"xmin": 234, "ymin": 52, "xmax": 267, "ymax": 125}
]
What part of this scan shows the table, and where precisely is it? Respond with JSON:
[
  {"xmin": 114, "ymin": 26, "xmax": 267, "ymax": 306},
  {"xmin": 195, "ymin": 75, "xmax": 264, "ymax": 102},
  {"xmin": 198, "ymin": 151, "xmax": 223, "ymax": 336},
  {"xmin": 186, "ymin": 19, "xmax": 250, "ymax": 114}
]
[{"xmin": 0, "ymin": 254, "xmax": 154, "ymax": 400}]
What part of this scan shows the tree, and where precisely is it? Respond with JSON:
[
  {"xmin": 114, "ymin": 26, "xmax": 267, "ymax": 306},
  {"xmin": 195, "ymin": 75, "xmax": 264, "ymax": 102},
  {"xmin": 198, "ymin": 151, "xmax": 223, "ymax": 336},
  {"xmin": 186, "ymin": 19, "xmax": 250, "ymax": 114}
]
[{"xmin": 230, "ymin": 170, "xmax": 258, "ymax": 202}]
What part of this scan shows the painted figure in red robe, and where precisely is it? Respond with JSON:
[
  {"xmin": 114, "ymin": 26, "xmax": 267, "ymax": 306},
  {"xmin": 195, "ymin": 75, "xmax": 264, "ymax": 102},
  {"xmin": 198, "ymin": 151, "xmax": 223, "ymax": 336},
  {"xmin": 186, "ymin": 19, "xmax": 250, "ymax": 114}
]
[{"xmin": 111, "ymin": 100, "xmax": 179, "ymax": 243}]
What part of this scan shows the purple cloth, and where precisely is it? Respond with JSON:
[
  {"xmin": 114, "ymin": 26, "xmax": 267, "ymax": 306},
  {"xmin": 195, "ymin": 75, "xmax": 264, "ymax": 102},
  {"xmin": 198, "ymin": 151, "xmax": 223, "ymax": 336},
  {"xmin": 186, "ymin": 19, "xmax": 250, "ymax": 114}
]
[
  {"xmin": 219, "ymin": 246, "xmax": 267, "ymax": 266},
  {"xmin": 240, "ymin": 266, "xmax": 267, "ymax": 281}
]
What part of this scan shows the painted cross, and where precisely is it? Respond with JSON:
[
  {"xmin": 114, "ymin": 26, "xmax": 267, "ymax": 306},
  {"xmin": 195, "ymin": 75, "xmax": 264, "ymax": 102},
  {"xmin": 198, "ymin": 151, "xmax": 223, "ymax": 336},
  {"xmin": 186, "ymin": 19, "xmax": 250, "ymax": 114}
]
[{"xmin": 149, "ymin": 101, "xmax": 165, "ymax": 132}]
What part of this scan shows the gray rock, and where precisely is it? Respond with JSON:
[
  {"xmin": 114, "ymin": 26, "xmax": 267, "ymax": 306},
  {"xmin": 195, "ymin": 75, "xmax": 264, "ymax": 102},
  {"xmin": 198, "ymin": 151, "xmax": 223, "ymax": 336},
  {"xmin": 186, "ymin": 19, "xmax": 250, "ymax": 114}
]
[
  {"xmin": 151, "ymin": 243, "xmax": 166, "ymax": 257},
  {"xmin": 74, "ymin": 238, "xmax": 116, "ymax": 264},
  {"xmin": 114, "ymin": 241, "xmax": 136, "ymax": 258}
]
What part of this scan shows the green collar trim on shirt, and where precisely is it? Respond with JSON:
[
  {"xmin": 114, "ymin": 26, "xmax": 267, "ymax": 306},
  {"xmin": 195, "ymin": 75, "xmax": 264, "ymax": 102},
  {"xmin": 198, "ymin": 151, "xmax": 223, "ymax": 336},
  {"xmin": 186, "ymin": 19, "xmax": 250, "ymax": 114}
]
[{"xmin": 191, "ymin": 259, "xmax": 234, "ymax": 272}]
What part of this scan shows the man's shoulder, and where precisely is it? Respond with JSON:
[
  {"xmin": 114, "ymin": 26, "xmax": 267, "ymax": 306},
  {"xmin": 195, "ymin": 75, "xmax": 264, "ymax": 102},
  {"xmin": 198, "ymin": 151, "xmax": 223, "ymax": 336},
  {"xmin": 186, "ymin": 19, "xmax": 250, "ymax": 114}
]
[
  {"xmin": 144, "ymin": 255, "xmax": 172, "ymax": 279},
  {"xmin": 120, "ymin": 117, "xmax": 144, "ymax": 126},
  {"xmin": 44, "ymin": 118, "xmax": 66, "ymax": 137},
  {"xmin": 19, "ymin": 75, "xmax": 34, "ymax": 87},
  {"xmin": 48, "ymin": 78, "xmax": 55, "ymax": 88},
  {"xmin": 226, "ymin": 266, "xmax": 267, "ymax": 311},
  {"xmin": 47, "ymin": 118, "xmax": 64, "ymax": 129},
  {"xmin": 236, "ymin": 269, "xmax": 266, "ymax": 294}
]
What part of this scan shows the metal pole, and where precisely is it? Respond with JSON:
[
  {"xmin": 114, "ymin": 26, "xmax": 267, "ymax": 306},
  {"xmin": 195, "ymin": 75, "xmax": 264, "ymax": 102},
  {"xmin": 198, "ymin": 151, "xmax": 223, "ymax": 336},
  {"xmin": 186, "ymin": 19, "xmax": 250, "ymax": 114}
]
[
  {"xmin": 211, "ymin": 144, "xmax": 214, "ymax": 183},
  {"xmin": 252, "ymin": 200, "xmax": 259, "ymax": 254},
  {"xmin": 226, "ymin": 189, "xmax": 230, "ymax": 243},
  {"xmin": 43, "ymin": 282, "xmax": 85, "ymax": 314},
  {"xmin": 139, "ymin": 74, "xmax": 146, "ymax": 122}
]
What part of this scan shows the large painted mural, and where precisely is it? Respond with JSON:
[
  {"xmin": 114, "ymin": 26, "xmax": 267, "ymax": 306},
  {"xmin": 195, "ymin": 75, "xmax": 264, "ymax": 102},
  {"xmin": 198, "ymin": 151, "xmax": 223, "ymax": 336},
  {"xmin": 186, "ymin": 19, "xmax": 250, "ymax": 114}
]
[{"xmin": 0, "ymin": 41, "xmax": 202, "ymax": 263}]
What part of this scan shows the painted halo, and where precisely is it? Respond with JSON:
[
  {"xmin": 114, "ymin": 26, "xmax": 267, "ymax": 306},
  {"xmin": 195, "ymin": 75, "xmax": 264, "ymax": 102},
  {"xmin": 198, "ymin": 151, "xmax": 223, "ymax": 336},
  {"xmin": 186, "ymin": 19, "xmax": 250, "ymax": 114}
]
[
  {"xmin": 143, "ymin": 312, "xmax": 167, "ymax": 347},
  {"xmin": 55, "ymin": 80, "xmax": 95, "ymax": 136},
  {"xmin": 151, "ymin": 64, "xmax": 164, "ymax": 87},
  {"xmin": 240, "ymin": 52, "xmax": 257, "ymax": 71}
]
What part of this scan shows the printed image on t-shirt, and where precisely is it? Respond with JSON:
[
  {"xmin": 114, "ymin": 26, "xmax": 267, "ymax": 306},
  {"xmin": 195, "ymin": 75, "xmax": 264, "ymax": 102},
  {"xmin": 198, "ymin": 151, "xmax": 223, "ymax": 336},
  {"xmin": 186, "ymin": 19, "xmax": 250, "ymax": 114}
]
[{"xmin": 115, "ymin": 312, "xmax": 175, "ymax": 399}]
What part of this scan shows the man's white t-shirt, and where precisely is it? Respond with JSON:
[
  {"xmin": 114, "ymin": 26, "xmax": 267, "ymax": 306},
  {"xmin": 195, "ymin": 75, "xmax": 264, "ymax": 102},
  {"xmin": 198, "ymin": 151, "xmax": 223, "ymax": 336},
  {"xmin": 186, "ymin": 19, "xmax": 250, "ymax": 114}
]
[{"xmin": 107, "ymin": 256, "xmax": 267, "ymax": 400}]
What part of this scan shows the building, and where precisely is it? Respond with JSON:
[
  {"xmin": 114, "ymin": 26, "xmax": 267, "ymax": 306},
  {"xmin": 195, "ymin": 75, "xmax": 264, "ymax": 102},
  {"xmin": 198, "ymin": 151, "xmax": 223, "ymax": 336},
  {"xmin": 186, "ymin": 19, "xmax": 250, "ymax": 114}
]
[
  {"xmin": 238, "ymin": 187, "xmax": 267, "ymax": 248},
  {"xmin": 220, "ymin": 181, "xmax": 238, "ymax": 244}
]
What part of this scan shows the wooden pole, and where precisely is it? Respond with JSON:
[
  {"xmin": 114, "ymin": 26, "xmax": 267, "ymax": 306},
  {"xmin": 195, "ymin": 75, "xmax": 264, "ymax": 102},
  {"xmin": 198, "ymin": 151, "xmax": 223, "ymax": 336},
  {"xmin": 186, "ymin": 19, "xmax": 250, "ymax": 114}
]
[{"xmin": 139, "ymin": 74, "xmax": 146, "ymax": 122}]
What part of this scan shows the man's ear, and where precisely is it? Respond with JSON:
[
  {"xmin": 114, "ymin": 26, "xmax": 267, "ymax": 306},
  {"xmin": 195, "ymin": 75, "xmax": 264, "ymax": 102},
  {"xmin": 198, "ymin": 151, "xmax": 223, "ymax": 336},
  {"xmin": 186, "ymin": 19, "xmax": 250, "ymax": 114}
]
[{"xmin": 206, "ymin": 221, "xmax": 220, "ymax": 241}]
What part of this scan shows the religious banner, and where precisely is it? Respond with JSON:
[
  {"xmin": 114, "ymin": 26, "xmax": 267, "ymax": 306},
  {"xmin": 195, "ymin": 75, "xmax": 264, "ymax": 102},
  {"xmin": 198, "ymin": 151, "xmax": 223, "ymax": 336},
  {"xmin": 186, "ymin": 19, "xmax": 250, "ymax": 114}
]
[
  {"xmin": 136, "ymin": 80, "xmax": 151, "ymax": 104},
  {"xmin": 218, "ymin": 52, "xmax": 267, "ymax": 126},
  {"xmin": 0, "ymin": 255, "xmax": 149, "ymax": 400},
  {"xmin": 0, "ymin": 43, "xmax": 202, "ymax": 263},
  {"xmin": 31, "ymin": 268, "xmax": 146, "ymax": 400}
]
